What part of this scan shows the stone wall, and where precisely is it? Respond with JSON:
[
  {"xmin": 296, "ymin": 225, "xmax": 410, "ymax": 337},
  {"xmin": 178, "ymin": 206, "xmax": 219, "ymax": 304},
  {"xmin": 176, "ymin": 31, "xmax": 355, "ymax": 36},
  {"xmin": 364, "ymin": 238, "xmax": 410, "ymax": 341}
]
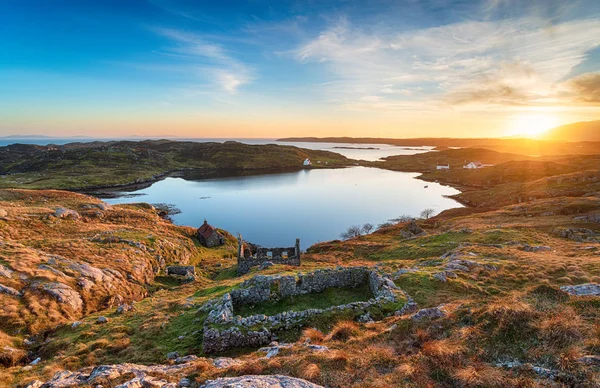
[
  {"xmin": 237, "ymin": 237, "xmax": 301, "ymax": 275},
  {"xmin": 202, "ymin": 266, "xmax": 406, "ymax": 353}
]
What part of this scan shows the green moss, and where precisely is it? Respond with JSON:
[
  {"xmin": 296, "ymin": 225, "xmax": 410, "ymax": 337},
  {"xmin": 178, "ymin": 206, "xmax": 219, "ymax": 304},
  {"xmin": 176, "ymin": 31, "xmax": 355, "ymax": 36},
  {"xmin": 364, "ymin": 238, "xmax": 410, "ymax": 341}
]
[{"xmin": 235, "ymin": 284, "xmax": 373, "ymax": 317}]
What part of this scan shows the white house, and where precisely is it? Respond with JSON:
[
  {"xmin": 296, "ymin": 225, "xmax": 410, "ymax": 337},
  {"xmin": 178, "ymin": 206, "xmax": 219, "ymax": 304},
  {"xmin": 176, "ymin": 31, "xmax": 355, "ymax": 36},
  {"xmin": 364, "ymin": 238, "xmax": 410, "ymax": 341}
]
[
  {"xmin": 436, "ymin": 164, "xmax": 450, "ymax": 170},
  {"xmin": 463, "ymin": 161, "xmax": 484, "ymax": 169},
  {"xmin": 303, "ymin": 158, "xmax": 312, "ymax": 166}
]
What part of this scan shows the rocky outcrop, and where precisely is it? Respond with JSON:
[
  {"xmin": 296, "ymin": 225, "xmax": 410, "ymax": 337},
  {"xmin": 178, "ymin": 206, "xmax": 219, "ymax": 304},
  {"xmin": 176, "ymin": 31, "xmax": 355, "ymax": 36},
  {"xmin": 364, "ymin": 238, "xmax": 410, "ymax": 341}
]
[
  {"xmin": 36, "ymin": 361, "xmax": 200, "ymax": 388},
  {"xmin": 33, "ymin": 282, "xmax": 83, "ymax": 312},
  {"xmin": 200, "ymin": 375, "xmax": 323, "ymax": 388},
  {"xmin": 560, "ymin": 283, "xmax": 600, "ymax": 296},
  {"xmin": 399, "ymin": 221, "xmax": 426, "ymax": 239}
]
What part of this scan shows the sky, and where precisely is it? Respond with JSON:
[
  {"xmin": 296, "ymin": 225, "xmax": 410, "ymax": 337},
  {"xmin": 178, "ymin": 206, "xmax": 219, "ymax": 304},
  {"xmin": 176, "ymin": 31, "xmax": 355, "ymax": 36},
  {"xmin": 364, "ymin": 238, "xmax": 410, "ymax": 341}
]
[{"xmin": 1, "ymin": 0, "xmax": 600, "ymax": 139}]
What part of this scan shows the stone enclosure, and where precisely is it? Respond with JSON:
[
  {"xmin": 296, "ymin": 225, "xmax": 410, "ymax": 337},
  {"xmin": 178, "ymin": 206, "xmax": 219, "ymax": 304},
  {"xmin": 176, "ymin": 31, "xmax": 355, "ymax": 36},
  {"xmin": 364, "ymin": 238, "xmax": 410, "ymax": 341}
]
[
  {"xmin": 237, "ymin": 235, "xmax": 301, "ymax": 275},
  {"xmin": 202, "ymin": 266, "xmax": 407, "ymax": 353}
]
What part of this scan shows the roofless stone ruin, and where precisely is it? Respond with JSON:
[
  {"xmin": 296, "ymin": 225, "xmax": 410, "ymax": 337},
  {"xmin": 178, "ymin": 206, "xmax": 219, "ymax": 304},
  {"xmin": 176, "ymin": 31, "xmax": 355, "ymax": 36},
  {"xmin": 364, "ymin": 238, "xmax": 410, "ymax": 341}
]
[
  {"xmin": 201, "ymin": 266, "xmax": 410, "ymax": 353},
  {"xmin": 237, "ymin": 234, "xmax": 301, "ymax": 275}
]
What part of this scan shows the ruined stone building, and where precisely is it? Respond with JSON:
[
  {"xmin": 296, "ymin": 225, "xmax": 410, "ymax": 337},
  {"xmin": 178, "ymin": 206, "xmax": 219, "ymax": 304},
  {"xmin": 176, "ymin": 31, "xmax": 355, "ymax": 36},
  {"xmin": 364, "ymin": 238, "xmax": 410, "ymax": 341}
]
[
  {"xmin": 197, "ymin": 220, "xmax": 225, "ymax": 247},
  {"xmin": 237, "ymin": 235, "xmax": 300, "ymax": 275}
]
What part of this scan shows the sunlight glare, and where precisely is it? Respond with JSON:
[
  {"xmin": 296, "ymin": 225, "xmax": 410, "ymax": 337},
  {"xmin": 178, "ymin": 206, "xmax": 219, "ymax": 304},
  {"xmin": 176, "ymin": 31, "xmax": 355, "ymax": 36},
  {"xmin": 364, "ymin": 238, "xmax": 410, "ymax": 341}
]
[{"xmin": 507, "ymin": 114, "xmax": 559, "ymax": 138}]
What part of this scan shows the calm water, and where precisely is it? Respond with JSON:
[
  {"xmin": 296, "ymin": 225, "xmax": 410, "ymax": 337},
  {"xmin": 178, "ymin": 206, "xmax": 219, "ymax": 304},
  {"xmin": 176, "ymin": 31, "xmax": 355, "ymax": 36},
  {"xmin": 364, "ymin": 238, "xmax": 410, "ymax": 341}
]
[
  {"xmin": 0, "ymin": 138, "xmax": 432, "ymax": 162},
  {"xmin": 105, "ymin": 167, "xmax": 462, "ymax": 248}
]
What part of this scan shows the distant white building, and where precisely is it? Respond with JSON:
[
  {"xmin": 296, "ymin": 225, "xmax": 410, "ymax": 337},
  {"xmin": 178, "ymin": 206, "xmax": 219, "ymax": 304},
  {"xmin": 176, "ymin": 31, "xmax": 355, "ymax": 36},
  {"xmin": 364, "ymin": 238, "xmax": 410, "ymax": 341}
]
[
  {"xmin": 463, "ymin": 161, "xmax": 484, "ymax": 169},
  {"xmin": 436, "ymin": 164, "xmax": 450, "ymax": 170},
  {"xmin": 303, "ymin": 158, "xmax": 311, "ymax": 166}
]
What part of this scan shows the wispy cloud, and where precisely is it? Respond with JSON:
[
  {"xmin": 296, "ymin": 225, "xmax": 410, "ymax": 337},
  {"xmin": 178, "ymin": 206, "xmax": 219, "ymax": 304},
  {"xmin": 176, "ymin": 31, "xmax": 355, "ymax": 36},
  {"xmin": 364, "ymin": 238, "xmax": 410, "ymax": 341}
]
[
  {"xmin": 152, "ymin": 27, "xmax": 253, "ymax": 94},
  {"xmin": 292, "ymin": 12, "xmax": 600, "ymax": 113}
]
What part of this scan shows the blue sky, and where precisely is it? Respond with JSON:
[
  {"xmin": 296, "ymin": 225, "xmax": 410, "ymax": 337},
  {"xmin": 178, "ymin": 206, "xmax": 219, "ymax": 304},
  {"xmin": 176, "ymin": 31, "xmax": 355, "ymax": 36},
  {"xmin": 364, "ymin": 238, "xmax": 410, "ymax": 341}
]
[{"xmin": 1, "ymin": 0, "xmax": 599, "ymax": 138}]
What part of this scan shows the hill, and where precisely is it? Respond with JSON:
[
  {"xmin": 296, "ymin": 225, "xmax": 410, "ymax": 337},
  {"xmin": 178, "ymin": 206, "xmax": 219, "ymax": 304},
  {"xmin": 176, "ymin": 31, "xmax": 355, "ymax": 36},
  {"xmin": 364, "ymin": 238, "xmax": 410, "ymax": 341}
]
[
  {"xmin": 543, "ymin": 120, "xmax": 600, "ymax": 142},
  {"xmin": 0, "ymin": 140, "xmax": 351, "ymax": 191}
]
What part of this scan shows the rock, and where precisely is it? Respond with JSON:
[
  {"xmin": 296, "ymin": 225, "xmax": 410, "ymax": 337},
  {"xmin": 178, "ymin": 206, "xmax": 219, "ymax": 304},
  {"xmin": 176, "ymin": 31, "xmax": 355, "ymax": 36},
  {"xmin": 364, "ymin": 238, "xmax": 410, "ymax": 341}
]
[
  {"xmin": 356, "ymin": 312, "xmax": 374, "ymax": 323},
  {"xmin": 35, "ymin": 282, "xmax": 83, "ymax": 312},
  {"xmin": 71, "ymin": 321, "xmax": 82, "ymax": 329},
  {"xmin": 399, "ymin": 220, "xmax": 426, "ymax": 239},
  {"xmin": 560, "ymin": 283, "xmax": 600, "ymax": 296},
  {"xmin": 30, "ymin": 357, "xmax": 41, "ymax": 365},
  {"xmin": 212, "ymin": 357, "xmax": 243, "ymax": 369},
  {"xmin": 410, "ymin": 306, "xmax": 447, "ymax": 321},
  {"xmin": 166, "ymin": 266, "xmax": 195, "ymax": 277},
  {"xmin": 166, "ymin": 352, "xmax": 179, "ymax": 360},
  {"xmin": 520, "ymin": 245, "xmax": 552, "ymax": 253},
  {"xmin": 116, "ymin": 303, "xmax": 134, "ymax": 314},
  {"xmin": 392, "ymin": 268, "xmax": 417, "ymax": 279},
  {"xmin": 175, "ymin": 355, "xmax": 198, "ymax": 364},
  {"xmin": 0, "ymin": 208, "xmax": 7, "ymax": 218},
  {"xmin": 305, "ymin": 344, "xmax": 329, "ymax": 352},
  {"xmin": 199, "ymin": 375, "xmax": 324, "ymax": 388},
  {"xmin": 178, "ymin": 378, "xmax": 192, "ymax": 387},
  {"xmin": 579, "ymin": 355, "xmax": 600, "ymax": 365},
  {"xmin": 395, "ymin": 300, "xmax": 418, "ymax": 316},
  {"xmin": 24, "ymin": 381, "xmax": 44, "ymax": 388},
  {"xmin": 0, "ymin": 283, "xmax": 21, "ymax": 297},
  {"xmin": 259, "ymin": 261, "xmax": 274, "ymax": 270},
  {"xmin": 97, "ymin": 316, "xmax": 109, "ymax": 324},
  {"xmin": 0, "ymin": 265, "xmax": 12, "ymax": 278},
  {"xmin": 54, "ymin": 207, "xmax": 80, "ymax": 219},
  {"xmin": 433, "ymin": 272, "xmax": 448, "ymax": 282}
]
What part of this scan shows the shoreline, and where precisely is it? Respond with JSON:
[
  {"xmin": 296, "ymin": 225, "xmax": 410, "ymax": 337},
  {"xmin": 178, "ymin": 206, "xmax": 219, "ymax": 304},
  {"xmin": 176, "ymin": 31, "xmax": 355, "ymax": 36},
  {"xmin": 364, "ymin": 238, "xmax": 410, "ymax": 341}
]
[{"xmin": 79, "ymin": 165, "xmax": 350, "ymax": 199}]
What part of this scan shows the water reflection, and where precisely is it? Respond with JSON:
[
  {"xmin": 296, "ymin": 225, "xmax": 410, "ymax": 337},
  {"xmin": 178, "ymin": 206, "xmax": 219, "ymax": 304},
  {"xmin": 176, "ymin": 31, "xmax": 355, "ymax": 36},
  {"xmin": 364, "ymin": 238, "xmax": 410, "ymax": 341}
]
[{"xmin": 105, "ymin": 167, "xmax": 462, "ymax": 248}]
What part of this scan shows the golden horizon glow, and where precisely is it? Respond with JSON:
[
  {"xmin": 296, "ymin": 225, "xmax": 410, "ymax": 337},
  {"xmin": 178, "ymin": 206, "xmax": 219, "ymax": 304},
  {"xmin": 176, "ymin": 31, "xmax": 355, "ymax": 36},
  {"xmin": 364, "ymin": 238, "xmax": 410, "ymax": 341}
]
[{"xmin": 507, "ymin": 114, "xmax": 560, "ymax": 138}]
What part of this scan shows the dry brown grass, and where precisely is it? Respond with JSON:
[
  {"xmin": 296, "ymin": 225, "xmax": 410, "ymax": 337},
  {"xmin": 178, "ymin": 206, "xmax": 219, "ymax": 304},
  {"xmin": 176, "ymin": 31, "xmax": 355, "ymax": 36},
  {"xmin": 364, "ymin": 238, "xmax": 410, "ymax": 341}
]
[
  {"xmin": 326, "ymin": 321, "xmax": 361, "ymax": 342},
  {"xmin": 299, "ymin": 363, "xmax": 321, "ymax": 381},
  {"xmin": 454, "ymin": 364, "xmax": 505, "ymax": 387},
  {"xmin": 539, "ymin": 309, "xmax": 586, "ymax": 349},
  {"xmin": 302, "ymin": 327, "xmax": 325, "ymax": 344}
]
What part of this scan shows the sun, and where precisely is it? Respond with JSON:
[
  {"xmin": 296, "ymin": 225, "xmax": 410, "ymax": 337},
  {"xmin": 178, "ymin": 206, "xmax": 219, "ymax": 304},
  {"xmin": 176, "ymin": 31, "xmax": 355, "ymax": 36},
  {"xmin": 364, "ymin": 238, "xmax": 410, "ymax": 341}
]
[{"xmin": 507, "ymin": 114, "xmax": 559, "ymax": 138}]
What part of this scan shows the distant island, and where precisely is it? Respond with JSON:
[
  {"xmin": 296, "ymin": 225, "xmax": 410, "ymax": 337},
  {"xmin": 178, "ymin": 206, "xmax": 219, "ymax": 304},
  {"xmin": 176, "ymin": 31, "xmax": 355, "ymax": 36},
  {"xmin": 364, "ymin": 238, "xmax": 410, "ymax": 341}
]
[{"xmin": 332, "ymin": 146, "xmax": 380, "ymax": 150}]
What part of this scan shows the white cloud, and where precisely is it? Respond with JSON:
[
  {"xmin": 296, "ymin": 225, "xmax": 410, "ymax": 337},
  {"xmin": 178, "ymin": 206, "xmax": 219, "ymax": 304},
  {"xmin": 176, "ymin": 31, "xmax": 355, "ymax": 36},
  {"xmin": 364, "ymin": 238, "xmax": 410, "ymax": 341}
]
[
  {"xmin": 153, "ymin": 28, "xmax": 253, "ymax": 94},
  {"xmin": 292, "ymin": 14, "xmax": 600, "ymax": 113}
]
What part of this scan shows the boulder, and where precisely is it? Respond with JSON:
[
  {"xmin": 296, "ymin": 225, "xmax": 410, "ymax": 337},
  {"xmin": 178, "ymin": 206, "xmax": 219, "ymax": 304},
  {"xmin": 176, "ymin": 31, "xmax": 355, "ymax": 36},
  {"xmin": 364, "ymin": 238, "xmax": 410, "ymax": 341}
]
[
  {"xmin": 35, "ymin": 282, "xmax": 83, "ymax": 312},
  {"xmin": 166, "ymin": 266, "xmax": 195, "ymax": 277},
  {"xmin": 97, "ymin": 316, "xmax": 109, "ymax": 324},
  {"xmin": 399, "ymin": 221, "xmax": 426, "ymax": 239},
  {"xmin": 560, "ymin": 283, "xmax": 600, "ymax": 297},
  {"xmin": 200, "ymin": 375, "xmax": 324, "ymax": 388},
  {"xmin": 54, "ymin": 207, "xmax": 80, "ymax": 219},
  {"xmin": 410, "ymin": 306, "xmax": 447, "ymax": 321}
]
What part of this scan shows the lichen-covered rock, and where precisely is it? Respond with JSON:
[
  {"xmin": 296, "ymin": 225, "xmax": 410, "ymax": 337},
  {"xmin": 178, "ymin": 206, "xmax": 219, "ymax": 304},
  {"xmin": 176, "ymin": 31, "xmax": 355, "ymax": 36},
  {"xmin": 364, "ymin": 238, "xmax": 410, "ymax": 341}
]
[
  {"xmin": 34, "ymin": 282, "xmax": 83, "ymax": 312},
  {"xmin": 54, "ymin": 207, "xmax": 80, "ymax": 219},
  {"xmin": 560, "ymin": 283, "xmax": 600, "ymax": 296},
  {"xmin": 410, "ymin": 305, "xmax": 447, "ymax": 321},
  {"xmin": 200, "ymin": 375, "xmax": 324, "ymax": 388}
]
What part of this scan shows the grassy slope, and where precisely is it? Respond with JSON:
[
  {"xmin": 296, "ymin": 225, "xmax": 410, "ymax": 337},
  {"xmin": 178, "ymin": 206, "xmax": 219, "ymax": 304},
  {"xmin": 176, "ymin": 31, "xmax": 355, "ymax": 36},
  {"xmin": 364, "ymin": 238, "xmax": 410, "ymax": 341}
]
[
  {"xmin": 0, "ymin": 140, "xmax": 352, "ymax": 190},
  {"xmin": 2, "ymin": 149, "xmax": 600, "ymax": 386}
]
